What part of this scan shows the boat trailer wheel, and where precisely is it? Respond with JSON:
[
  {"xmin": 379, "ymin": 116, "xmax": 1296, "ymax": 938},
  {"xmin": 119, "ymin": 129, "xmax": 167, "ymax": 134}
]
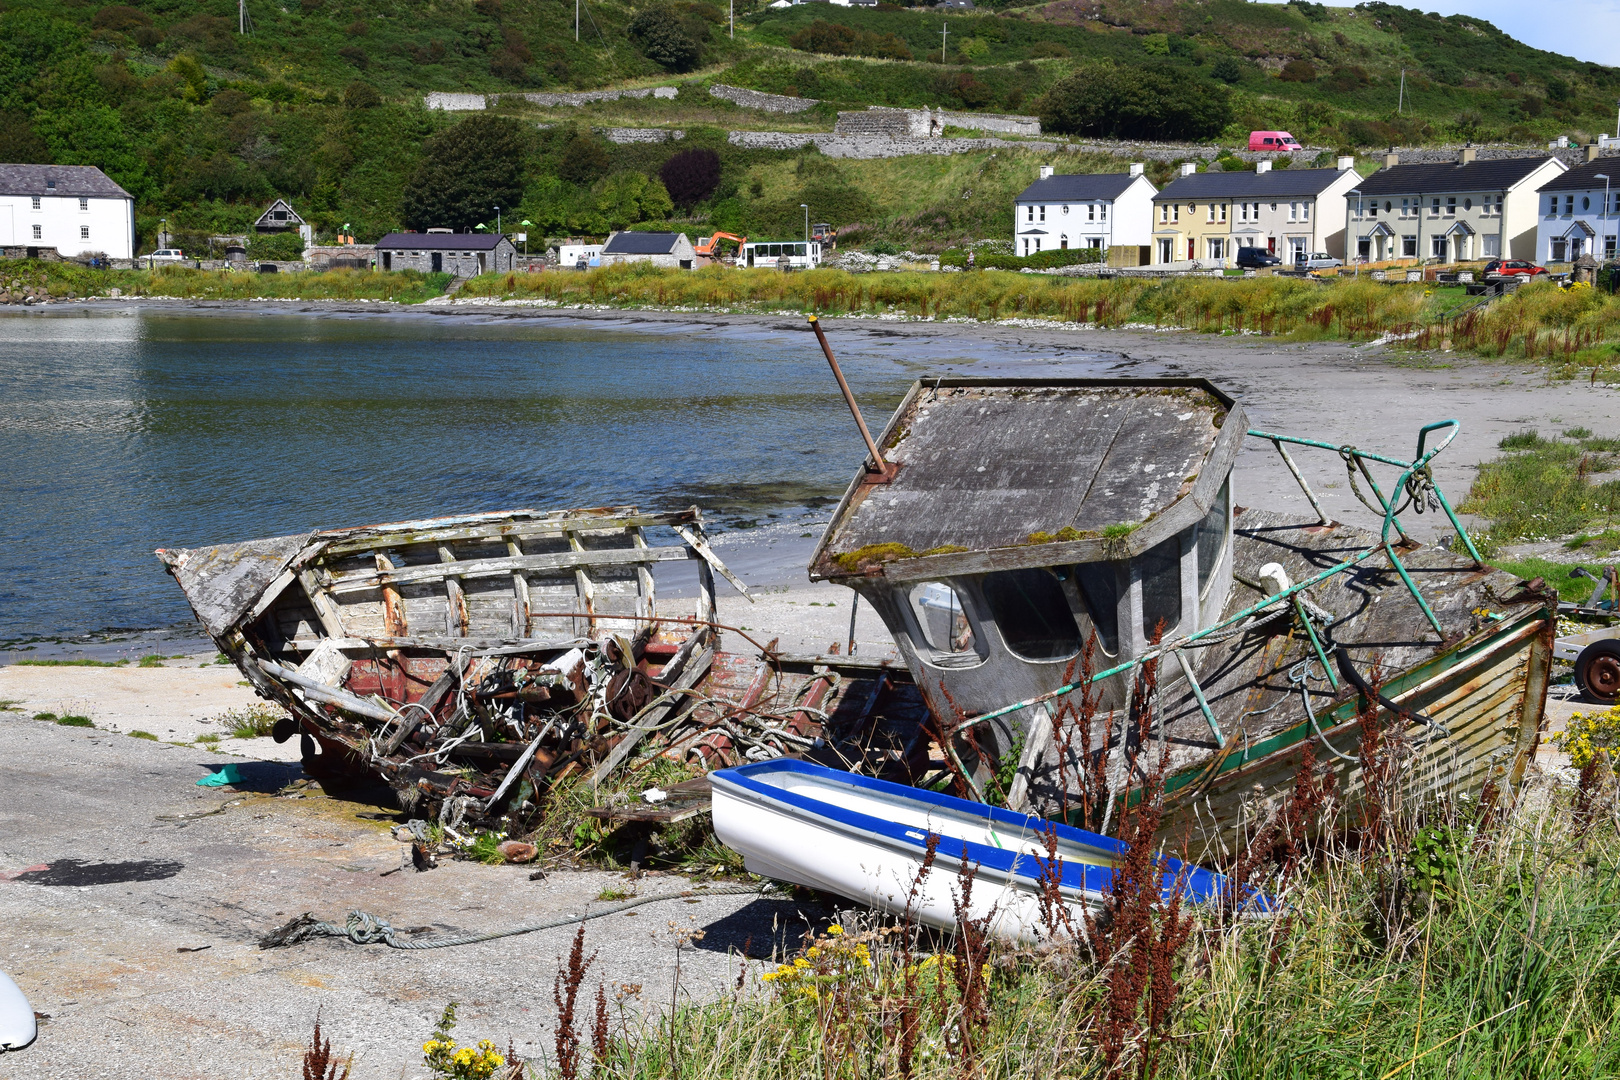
[
  {"xmin": 1575, "ymin": 639, "xmax": 1620, "ymax": 706},
  {"xmin": 271, "ymin": 716, "xmax": 297, "ymax": 744}
]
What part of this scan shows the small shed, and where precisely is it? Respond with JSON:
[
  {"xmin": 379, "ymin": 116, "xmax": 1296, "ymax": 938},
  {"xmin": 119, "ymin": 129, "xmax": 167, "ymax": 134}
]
[
  {"xmin": 254, "ymin": 199, "xmax": 313, "ymax": 246},
  {"xmin": 373, "ymin": 232, "xmax": 517, "ymax": 275},
  {"xmin": 600, "ymin": 231, "xmax": 695, "ymax": 269}
]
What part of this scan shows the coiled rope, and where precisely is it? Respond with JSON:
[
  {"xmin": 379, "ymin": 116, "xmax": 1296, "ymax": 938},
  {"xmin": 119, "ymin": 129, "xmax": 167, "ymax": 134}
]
[{"xmin": 258, "ymin": 882, "xmax": 769, "ymax": 951}]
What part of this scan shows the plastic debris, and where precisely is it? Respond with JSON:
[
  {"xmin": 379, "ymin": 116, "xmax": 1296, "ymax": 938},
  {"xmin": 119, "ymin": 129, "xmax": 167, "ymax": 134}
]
[
  {"xmin": 642, "ymin": 787, "xmax": 669, "ymax": 805},
  {"xmin": 195, "ymin": 764, "xmax": 244, "ymax": 787}
]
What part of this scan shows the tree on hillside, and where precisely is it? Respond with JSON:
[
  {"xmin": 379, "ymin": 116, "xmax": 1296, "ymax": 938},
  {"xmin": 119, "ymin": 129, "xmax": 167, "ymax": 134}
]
[
  {"xmin": 628, "ymin": 6, "xmax": 703, "ymax": 72},
  {"xmin": 400, "ymin": 114, "xmax": 528, "ymax": 232},
  {"xmin": 1037, "ymin": 64, "xmax": 1232, "ymax": 142}
]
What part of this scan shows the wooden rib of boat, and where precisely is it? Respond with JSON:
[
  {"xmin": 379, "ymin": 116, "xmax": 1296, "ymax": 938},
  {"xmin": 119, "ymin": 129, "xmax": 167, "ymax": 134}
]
[{"xmin": 710, "ymin": 759, "xmax": 1257, "ymax": 943}]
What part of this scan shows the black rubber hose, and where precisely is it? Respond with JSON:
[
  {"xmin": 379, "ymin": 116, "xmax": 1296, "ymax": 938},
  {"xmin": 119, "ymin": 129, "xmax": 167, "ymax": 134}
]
[{"xmin": 1334, "ymin": 645, "xmax": 1450, "ymax": 738}]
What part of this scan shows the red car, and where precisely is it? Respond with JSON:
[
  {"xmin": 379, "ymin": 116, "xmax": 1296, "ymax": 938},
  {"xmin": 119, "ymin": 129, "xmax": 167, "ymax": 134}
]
[{"xmin": 1484, "ymin": 259, "xmax": 1546, "ymax": 277}]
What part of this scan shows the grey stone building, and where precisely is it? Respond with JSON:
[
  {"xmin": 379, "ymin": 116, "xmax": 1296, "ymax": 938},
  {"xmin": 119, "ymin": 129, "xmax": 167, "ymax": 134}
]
[
  {"xmin": 374, "ymin": 231, "xmax": 517, "ymax": 274},
  {"xmin": 600, "ymin": 231, "xmax": 695, "ymax": 268}
]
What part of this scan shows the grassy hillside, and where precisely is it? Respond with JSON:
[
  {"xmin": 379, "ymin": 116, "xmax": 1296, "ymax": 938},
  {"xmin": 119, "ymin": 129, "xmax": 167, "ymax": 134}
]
[{"xmin": 1, "ymin": 0, "xmax": 1617, "ymax": 252}]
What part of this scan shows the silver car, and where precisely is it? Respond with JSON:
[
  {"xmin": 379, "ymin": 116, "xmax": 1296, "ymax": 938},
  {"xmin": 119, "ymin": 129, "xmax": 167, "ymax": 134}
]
[{"xmin": 1296, "ymin": 252, "xmax": 1343, "ymax": 270}]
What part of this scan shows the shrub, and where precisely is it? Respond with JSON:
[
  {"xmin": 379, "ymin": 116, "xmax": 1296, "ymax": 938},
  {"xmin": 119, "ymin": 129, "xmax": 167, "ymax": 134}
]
[
  {"xmin": 789, "ymin": 20, "xmax": 912, "ymax": 60},
  {"xmin": 1278, "ymin": 59, "xmax": 1317, "ymax": 82},
  {"xmin": 246, "ymin": 231, "xmax": 305, "ymax": 260},
  {"xmin": 659, "ymin": 148, "xmax": 722, "ymax": 208},
  {"xmin": 1038, "ymin": 63, "xmax": 1232, "ymax": 140},
  {"xmin": 1028, "ymin": 41, "xmax": 1069, "ymax": 59},
  {"xmin": 92, "ymin": 4, "xmax": 150, "ymax": 32},
  {"xmin": 343, "ymin": 81, "xmax": 380, "ymax": 108},
  {"xmin": 628, "ymin": 6, "xmax": 703, "ymax": 72},
  {"xmin": 1211, "ymin": 55, "xmax": 1244, "ymax": 83}
]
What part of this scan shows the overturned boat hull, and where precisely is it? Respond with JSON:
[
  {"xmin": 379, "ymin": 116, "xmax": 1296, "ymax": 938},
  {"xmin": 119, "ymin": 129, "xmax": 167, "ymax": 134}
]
[{"xmin": 711, "ymin": 759, "xmax": 1247, "ymax": 943}]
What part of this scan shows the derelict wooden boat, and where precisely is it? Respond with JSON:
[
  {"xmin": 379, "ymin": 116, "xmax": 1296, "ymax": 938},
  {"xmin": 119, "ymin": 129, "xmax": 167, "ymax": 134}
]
[
  {"xmin": 157, "ymin": 506, "xmax": 933, "ymax": 827},
  {"xmin": 710, "ymin": 758, "xmax": 1250, "ymax": 942},
  {"xmin": 807, "ymin": 377, "xmax": 1555, "ymax": 856}
]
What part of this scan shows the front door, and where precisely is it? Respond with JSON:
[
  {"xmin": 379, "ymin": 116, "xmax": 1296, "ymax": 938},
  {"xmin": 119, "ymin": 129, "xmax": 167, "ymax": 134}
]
[
  {"xmin": 382, "ymin": 251, "xmax": 391, "ymax": 271},
  {"xmin": 431, "ymin": 252, "xmax": 442, "ymax": 273}
]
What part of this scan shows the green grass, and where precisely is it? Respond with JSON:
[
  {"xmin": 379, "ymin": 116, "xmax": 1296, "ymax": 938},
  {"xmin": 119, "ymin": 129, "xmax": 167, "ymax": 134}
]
[
  {"xmin": 137, "ymin": 654, "xmax": 166, "ymax": 668},
  {"xmin": 1459, "ymin": 428, "xmax": 1620, "ymax": 563},
  {"xmin": 11, "ymin": 657, "xmax": 129, "ymax": 667},
  {"xmin": 0, "ymin": 699, "xmax": 22, "ymax": 712},
  {"xmin": 596, "ymin": 885, "xmax": 635, "ymax": 902},
  {"xmin": 54, "ymin": 715, "xmax": 94, "ymax": 728},
  {"xmin": 217, "ymin": 704, "xmax": 285, "ymax": 739},
  {"xmin": 128, "ymin": 730, "xmax": 160, "ymax": 741},
  {"xmin": 195, "ymin": 732, "xmax": 222, "ymax": 744}
]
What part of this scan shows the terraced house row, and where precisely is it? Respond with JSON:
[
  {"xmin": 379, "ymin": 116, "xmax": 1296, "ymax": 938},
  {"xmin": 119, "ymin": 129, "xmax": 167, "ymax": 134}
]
[{"xmin": 1013, "ymin": 147, "xmax": 1608, "ymax": 268}]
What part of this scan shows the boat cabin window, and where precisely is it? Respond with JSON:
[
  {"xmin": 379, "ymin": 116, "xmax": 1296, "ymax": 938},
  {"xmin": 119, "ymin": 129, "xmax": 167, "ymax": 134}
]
[
  {"xmin": 1072, "ymin": 561, "xmax": 1121, "ymax": 656},
  {"xmin": 982, "ymin": 568, "xmax": 1081, "ymax": 661},
  {"xmin": 908, "ymin": 582, "xmax": 976, "ymax": 657},
  {"xmin": 1139, "ymin": 534, "xmax": 1183, "ymax": 642},
  {"xmin": 1196, "ymin": 477, "xmax": 1230, "ymax": 599}
]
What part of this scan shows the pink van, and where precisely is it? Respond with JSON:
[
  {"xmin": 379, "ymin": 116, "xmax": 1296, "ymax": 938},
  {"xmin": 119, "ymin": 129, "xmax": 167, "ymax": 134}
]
[{"xmin": 1249, "ymin": 130, "xmax": 1303, "ymax": 152}]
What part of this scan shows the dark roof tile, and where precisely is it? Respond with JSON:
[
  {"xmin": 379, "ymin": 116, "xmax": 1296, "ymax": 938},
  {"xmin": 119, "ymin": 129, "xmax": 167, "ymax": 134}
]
[
  {"xmin": 0, "ymin": 164, "xmax": 131, "ymax": 199},
  {"xmin": 1356, "ymin": 157, "xmax": 1559, "ymax": 197},
  {"xmin": 374, "ymin": 233, "xmax": 509, "ymax": 250},
  {"xmin": 1539, "ymin": 158, "xmax": 1620, "ymax": 192},
  {"xmin": 1154, "ymin": 168, "xmax": 1350, "ymax": 200},
  {"xmin": 1015, "ymin": 173, "xmax": 1141, "ymax": 202},
  {"xmin": 602, "ymin": 231, "xmax": 684, "ymax": 254}
]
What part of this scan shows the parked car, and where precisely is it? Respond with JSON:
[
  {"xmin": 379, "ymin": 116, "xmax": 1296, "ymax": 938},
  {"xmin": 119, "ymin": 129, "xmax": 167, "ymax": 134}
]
[
  {"xmin": 147, "ymin": 248, "xmax": 185, "ymax": 263},
  {"xmin": 1483, "ymin": 259, "xmax": 1547, "ymax": 277},
  {"xmin": 1248, "ymin": 130, "xmax": 1303, "ymax": 152},
  {"xmin": 1236, "ymin": 246, "xmax": 1283, "ymax": 269},
  {"xmin": 1296, "ymin": 252, "xmax": 1343, "ymax": 270}
]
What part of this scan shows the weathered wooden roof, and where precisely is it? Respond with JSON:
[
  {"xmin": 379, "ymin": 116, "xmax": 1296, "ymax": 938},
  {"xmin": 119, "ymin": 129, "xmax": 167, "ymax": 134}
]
[{"xmin": 812, "ymin": 379, "xmax": 1243, "ymax": 580}]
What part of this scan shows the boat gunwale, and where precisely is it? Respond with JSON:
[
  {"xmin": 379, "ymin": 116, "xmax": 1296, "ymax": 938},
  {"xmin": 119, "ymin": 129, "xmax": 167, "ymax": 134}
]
[{"xmin": 712, "ymin": 759, "xmax": 1245, "ymax": 908}]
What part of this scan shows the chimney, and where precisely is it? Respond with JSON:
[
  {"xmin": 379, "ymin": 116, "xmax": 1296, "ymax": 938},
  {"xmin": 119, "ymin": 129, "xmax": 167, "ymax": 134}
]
[
  {"xmin": 1384, "ymin": 151, "xmax": 1399, "ymax": 169},
  {"xmin": 1039, "ymin": 165, "xmax": 1054, "ymax": 180},
  {"xmin": 1180, "ymin": 162, "xmax": 1198, "ymax": 177},
  {"xmin": 1458, "ymin": 144, "xmax": 1476, "ymax": 164},
  {"xmin": 1336, "ymin": 155, "xmax": 1355, "ymax": 171},
  {"xmin": 1129, "ymin": 162, "xmax": 1144, "ymax": 177},
  {"xmin": 1588, "ymin": 143, "xmax": 1602, "ymax": 163},
  {"xmin": 1255, "ymin": 160, "xmax": 1272, "ymax": 174}
]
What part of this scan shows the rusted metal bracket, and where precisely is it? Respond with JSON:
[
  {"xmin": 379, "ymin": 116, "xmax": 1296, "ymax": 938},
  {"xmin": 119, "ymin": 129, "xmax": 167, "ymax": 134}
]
[{"xmin": 808, "ymin": 314, "xmax": 893, "ymax": 482}]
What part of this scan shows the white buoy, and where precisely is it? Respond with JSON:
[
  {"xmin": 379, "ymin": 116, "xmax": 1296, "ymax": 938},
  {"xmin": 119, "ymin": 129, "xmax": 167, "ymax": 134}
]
[{"xmin": 0, "ymin": 969, "xmax": 37, "ymax": 1051}]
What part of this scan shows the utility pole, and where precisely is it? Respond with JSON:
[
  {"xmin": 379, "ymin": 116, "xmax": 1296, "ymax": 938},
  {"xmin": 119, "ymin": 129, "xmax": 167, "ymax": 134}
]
[
  {"xmin": 238, "ymin": 0, "xmax": 251, "ymax": 34},
  {"xmin": 941, "ymin": 23, "xmax": 949, "ymax": 63},
  {"xmin": 729, "ymin": 0, "xmax": 733, "ymax": 39},
  {"xmin": 801, "ymin": 204, "xmax": 808, "ymax": 243},
  {"xmin": 1398, "ymin": 68, "xmax": 1405, "ymax": 114},
  {"xmin": 576, "ymin": 0, "xmax": 580, "ymax": 43}
]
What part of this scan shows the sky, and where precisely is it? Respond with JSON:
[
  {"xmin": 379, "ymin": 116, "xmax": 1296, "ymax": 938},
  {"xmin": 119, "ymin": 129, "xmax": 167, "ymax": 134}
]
[{"xmin": 1259, "ymin": 0, "xmax": 1620, "ymax": 68}]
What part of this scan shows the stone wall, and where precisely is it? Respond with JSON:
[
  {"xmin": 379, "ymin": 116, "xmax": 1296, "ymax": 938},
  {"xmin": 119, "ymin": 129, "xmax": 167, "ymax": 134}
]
[
  {"xmin": 425, "ymin": 92, "xmax": 487, "ymax": 111},
  {"xmin": 937, "ymin": 110, "xmax": 1040, "ymax": 137},
  {"xmin": 727, "ymin": 131, "xmax": 1067, "ymax": 159},
  {"xmin": 602, "ymin": 128, "xmax": 685, "ymax": 144},
  {"xmin": 1381, "ymin": 144, "xmax": 1620, "ymax": 167},
  {"xmin": 708, "ymin": 83, "xmax": 820, "ymax": 113},
  {"xmin": 833, "ymin": 108, "xmax": 928, "ymax": 138}
]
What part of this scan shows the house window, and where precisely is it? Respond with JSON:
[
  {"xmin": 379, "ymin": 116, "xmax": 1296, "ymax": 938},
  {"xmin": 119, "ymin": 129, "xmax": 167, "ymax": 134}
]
[
  {"xmin": 1158, "ymin": 237, "xmax": 1173, "ymax": 263},
  {"xmin": 1220, "ymin": 203, "xmax": 1228, "ymax": 222},
  {"xmin": 1062, "ymin": 205, "xmax": 1070, "ymax": 215},
  {"xmin": 1207, "ymin": 203, "xmax": 1215, "ymax": 222},
  {"xmin": 1023, "ymin": 238, "xmax": 1030, "ymax": 255},
  {"xmin": 1039, "ymin": 205, "xmax": 1046, "ymax": 222},
  {"xmin": 1566, "ymin": 195, "xmax": 1575, "ymax": 215},
  {"xmin": 1288, "ymin": 202, "xmax": 1298, "ymax": 221},
  {"xmin": 1433, "ymin": 198, "xmax": 1442, "ymax": 216},
  {"xmin": 1552, "ymin": 239, "xmax": 1568, "ymax": 261},
  {"xmin": 1026, "ymin": 205, "xmax": 1034, "ymax": 222},
  {"xmin": 1159, "ymin": 204, "xmax": 1167, "ymax": 222},
  {"xmin": 79, "ymin": 197, "xmax": 88, "ymax": 211},
  {"xmin": 1549, "ymin": 195, "xmax": 1559, "ymax": 215},
  {"xmin": 1464, "ymin": 198, "xmax": 1472, "ymax": 211},
  {"xmin": 1301, "ymin": 202, "xmax": 1309, "ymax": 221},
  {"xmin": 45, "ymin": 180, "xmax": 54, "ymax": 190},
  {"xmin": 1402, "ymin": 234, "xmax": 1417, "ymax": 257},
  {"xmin": 1172, "ymin": 204, "xmax": 1179, "ymax": 222},
  {"xmin": 1086, "ymin": 204, "xmax": 1094, "ymax": 220},
  {"xmin": 1608, "ymin": 236, "xmax": 1618, "ymax": 257},
  {"xmin": 80, "ymin": 226, "xmax": 89, "ymax": 239},
  {"xmin": 1401, "ymin": 198, "xmax": 1411, "ymax": 217},
  {"xmin": 1583, "ymin": 196, "xmax": 1591, "ymax": 211},
  {"xmin": 1431, "ymin": 235, "xmax": 1449, "ymax": 259},
  {"xmin": 32, "ymin": 225, "xmax": 41, "ymax": 239},
  {"xmin": 1446, "ymin": 197, "xmax": 1456, "ymax": 216},
  {"xmin": 1099, "ymin": 204, "xmax": 1107, "ymax": 220},
  {"xmin": 31, "ymin": 196, "xmax": 40, "ymax": 210}
]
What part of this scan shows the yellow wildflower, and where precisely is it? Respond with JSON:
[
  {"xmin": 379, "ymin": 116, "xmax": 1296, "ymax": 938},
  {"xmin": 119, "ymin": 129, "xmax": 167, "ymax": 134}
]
[{"xmin": 826, "ymin": 924, "xmax": 844, "ymax": 936}]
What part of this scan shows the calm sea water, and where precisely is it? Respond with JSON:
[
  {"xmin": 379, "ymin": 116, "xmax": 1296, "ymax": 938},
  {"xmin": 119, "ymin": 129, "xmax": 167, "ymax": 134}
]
[{"xmin": 0, "ymin": 307, "xmax": 1118, "ymax": 641}]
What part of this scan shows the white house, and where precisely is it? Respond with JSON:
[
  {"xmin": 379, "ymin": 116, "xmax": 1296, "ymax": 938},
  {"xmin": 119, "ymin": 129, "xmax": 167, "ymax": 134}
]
[
  {"xmin": 1351, "ymin": 149, "xmax": 1564, "ymax": 263},
  {"xmin": 1013, "ymin": 165, "xmax": 1156, "ymax": 257},
  {"xmin": 600, "ymin": 231, "xmax": 696, "ymax": 268},
  {"xmin": 0, "ymin": 164, "xmax": 135, "ymax": 259},
  {"xmin": 1535, "ymin": 155, "xmax": 1620, "ymax": 263}
]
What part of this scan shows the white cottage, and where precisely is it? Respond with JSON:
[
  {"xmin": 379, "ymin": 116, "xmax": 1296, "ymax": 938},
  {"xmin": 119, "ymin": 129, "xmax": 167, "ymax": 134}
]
[
  {"xmin": 0, "ymin": 164, "xmax": 135, "ymax": 259},
  {"xmin": 1535, "ymin": 154, "xmax": 1620, "ymax": 263},
  {"xmin": 600, "ymin": 231, "xmax": 695, "ymax": 268},
  {"xmin": 1012, "ymin": 165, "xmax": 1156, "ymax": 257}
]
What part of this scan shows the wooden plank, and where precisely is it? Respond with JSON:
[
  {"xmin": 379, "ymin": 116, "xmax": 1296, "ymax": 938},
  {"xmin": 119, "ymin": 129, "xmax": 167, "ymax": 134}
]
[
  {"xmin": 567, "ymin": 531, "xmax": 597, "ymax": 636},
  {"xmin": 673, "ymin": 525, "xmax": 754, "ymax": 601},
  {"xmin": 589, "ymin": 636, "xmax": 714, "ymax": 786},
  {"xmin": 632, "ymin": 526, "xmax": 656, "ymax": 620},
  {"xmin": 436, "ymin": 545, "xmax": 469, "ymax": 637},
  {"xmin": 320, "ymin": 545, "xmax": 694, "ymax": 595},
  {"xmin": 508, "ymin": 537, "xmax": 532, "ymax": 637},
  {"xmin": 257, "ymin": 657, "xmax": 395, "ymax": 723},
  {"xmin": 296, "ymin": 569, "xmax": 348, "ymax": 639},
  {"xmin": 320, "ymin": 509, "xmax": 702, "ymax": 556},
  {"xmin": 376, "ymin": 553, "xmax": 409, "ymax": 636},
  {"xmin": 381, "ymin": 652, "xmax": 468, "ymax": 754},
  {"xmin": 281, "ymin": 634, "xmax": 587, "ymax": 652}
]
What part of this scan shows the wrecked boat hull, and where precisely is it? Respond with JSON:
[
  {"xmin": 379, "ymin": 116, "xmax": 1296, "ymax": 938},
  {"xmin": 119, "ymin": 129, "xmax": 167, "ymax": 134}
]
[{"xmin": 711, "ymin": 759, "xmax": 1249, "ymax": 943}]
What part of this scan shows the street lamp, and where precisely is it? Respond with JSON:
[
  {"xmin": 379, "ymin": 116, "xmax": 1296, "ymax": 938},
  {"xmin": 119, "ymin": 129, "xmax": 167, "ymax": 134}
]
[{"xmin": 801, "ymin": 204, "xmax": 808, "ymax": 244}]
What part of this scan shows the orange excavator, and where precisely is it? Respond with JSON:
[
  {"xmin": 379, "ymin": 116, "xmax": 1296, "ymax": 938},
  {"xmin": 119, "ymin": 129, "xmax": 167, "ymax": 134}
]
[{"xmin": 694, "ymin": 232, "xmax": 746, "ymax": 258}]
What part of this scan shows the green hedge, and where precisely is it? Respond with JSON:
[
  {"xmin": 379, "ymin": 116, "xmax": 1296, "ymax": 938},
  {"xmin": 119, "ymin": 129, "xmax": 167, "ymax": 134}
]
[
  {"xmin": 245, "ymin": 232, "xmax": 306, "ymax": 261},
  {"xmin": 939, "ymin": 246, "xmax": 1103, "ymax": 270}
]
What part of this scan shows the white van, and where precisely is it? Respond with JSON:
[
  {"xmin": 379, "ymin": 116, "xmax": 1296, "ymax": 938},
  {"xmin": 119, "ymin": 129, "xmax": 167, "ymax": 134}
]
[{"xmin": 742, "ymin": 240, "xmax": 822, "ymax": 269}]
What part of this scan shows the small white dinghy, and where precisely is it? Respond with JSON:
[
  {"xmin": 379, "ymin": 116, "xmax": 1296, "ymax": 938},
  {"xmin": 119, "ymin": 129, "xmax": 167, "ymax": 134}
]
[
  {"xmin": 711, "ymin": 760, "xmax": 1258, "ymax": 943},
  {"xmin": 0, "ymin": 969, "xmax": 36, "ymax": 1052}
]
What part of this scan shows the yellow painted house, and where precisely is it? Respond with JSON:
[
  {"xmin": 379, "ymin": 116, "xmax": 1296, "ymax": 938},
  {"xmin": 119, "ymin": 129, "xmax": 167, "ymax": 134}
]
[{"xmin": 1151, "ymin": 158, "xmax": 1361, "ymax": 266}]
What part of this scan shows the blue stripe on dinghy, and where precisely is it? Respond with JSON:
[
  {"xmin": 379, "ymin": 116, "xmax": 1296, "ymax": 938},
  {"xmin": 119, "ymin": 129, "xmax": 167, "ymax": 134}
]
[{"xmin": 713, "ymin": 760, "xmax": 1263, "ymax": 910}]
